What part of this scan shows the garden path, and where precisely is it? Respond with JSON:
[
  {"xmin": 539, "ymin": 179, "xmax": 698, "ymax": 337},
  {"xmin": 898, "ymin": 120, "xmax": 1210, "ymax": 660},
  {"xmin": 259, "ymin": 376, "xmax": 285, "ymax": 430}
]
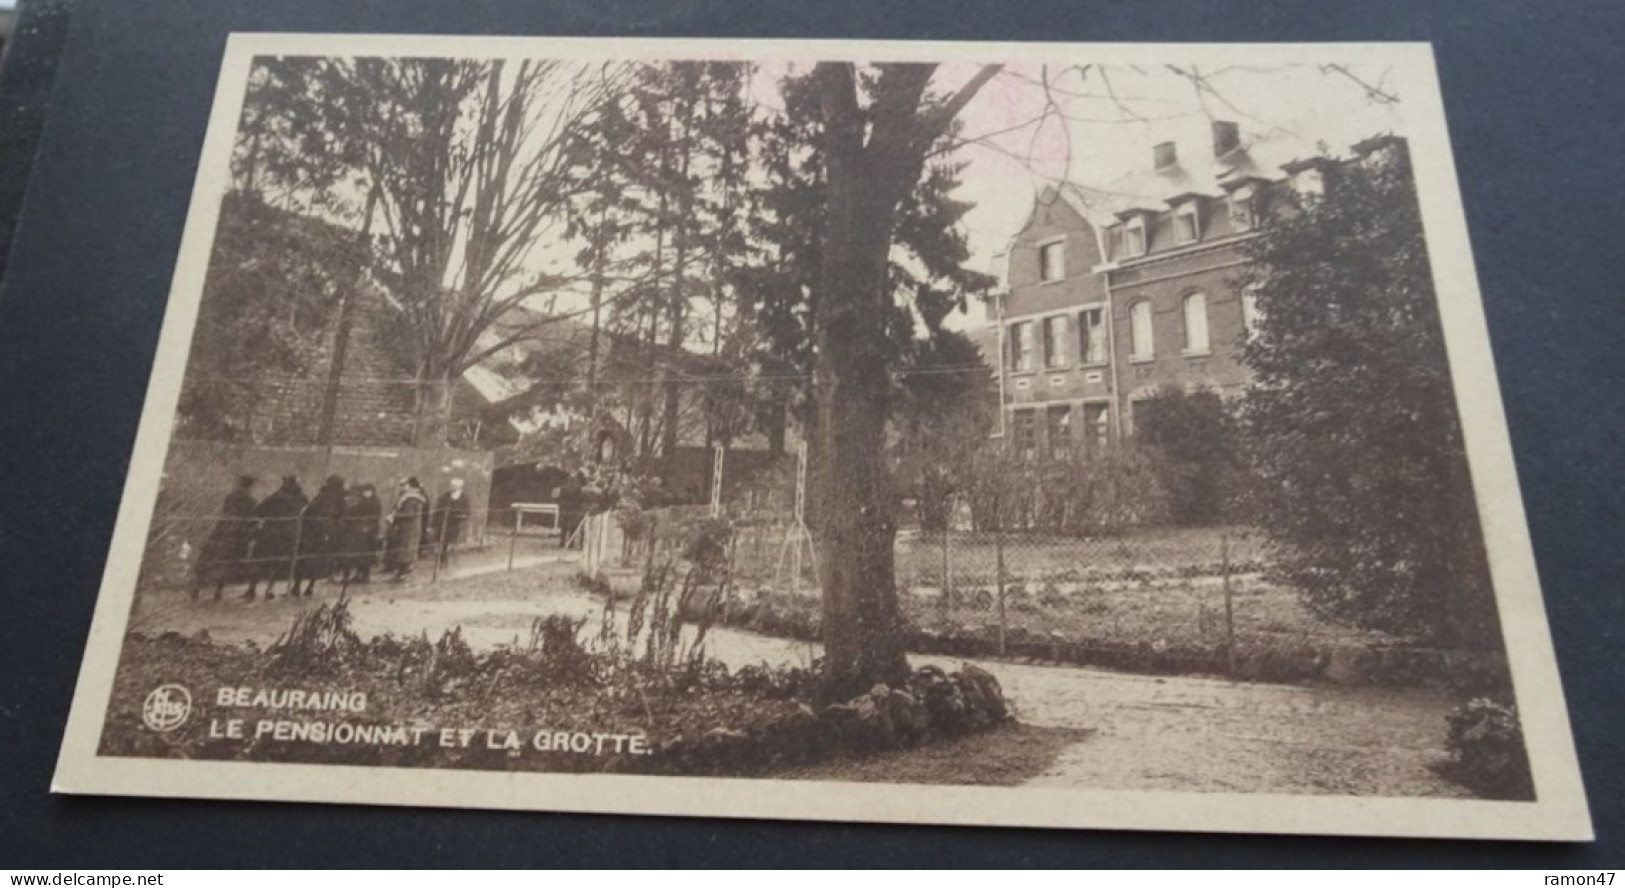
[{"xmin": 127, "ymin": 572, "xmax": 1468, "ymax": 798}]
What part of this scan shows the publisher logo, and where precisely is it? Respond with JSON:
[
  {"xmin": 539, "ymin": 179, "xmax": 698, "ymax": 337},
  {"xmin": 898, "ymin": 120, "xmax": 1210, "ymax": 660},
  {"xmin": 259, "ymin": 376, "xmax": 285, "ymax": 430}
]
[{"xmin": 142, "ymin": 684, "xmax": 192, "ymax": 732}]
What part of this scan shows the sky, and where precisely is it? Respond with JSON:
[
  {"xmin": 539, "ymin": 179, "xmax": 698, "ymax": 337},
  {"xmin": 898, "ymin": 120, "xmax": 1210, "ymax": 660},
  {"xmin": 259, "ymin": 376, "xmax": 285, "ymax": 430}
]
[
  {"xmin": 927, "ymin": 60, "xmax": 1409, "ymax": 326},
  {"xmin": 680, "ymin": 58, "xmax": 1407, "ymax": 332}
]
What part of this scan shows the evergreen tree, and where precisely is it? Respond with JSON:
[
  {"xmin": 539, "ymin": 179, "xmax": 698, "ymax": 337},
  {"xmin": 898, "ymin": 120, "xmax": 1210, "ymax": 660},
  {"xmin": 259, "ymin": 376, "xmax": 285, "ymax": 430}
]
[{"xmin": 1238, "ymin": 145, "xmax": 1501, "ymax": 650}]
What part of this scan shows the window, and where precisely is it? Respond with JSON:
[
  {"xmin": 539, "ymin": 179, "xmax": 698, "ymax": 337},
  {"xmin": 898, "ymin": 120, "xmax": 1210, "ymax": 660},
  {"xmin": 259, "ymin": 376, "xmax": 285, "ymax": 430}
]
[
  {"xmin": 1293, "ymin": 168, "xmax": 1324, "ymax": 203},
  {"xmin": 1241, "ymin": 285, "xmax": 1263, "ymax": 342},
  {"xmin": 1123, "ymin": 217, "xmax": 1146, "ymax": 257},
  {"xmin": 1043, "ymin": 314, "xmax": 1070, "ymax": 369},
  {"xmin": 1082, "ymin": 403, "xmax": 1110, "ymax": 452},
  {"xmin": 1012, "ymin": 409, "xmax": 1037, "ymax": 459},
  {"xmin": 1045, "ymin": 405, "xmax": 1072, "ymax": 455},
  {"xmin": 1038, "ymin": 240, "xmax": 1065, "ymax": 282},
  {"xmin": 1078, "ymin": 307, "xmax": 1106, "ymax": 365},
  {"xmin": 1131, "ymin": 397, "xmax": 1163, "ymax": 438},
  {"xmin": 1228, "ymin": 184, "xmax": 1256, "ymax": 231},
  {"xmin": 1008, "ymin": 321, "xmax": 1035, "ymax": 372},
  {"xmin": 1182, "ymin": 292, "xmax": 1210, "ymax": 355},
  {"xmin": 1129, "ymin": 300, "xmax": 1154, "ymax": 360},
  {"xmin": 1173, "ymin": 201, "xmax": 1200, "ymax": 244}
]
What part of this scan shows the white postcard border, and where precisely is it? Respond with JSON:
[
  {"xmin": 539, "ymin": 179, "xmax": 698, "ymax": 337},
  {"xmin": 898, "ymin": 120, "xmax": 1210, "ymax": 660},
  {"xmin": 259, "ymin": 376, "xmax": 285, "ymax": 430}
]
[{"xmin": 50, "ymin": 33, "xmax": 1592, "ymax": 842}]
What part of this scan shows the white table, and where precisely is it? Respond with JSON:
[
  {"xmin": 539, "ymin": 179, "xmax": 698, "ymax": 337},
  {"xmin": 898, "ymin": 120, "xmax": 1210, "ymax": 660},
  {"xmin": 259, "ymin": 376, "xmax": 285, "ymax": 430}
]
[{"xmin": 511, "ymin": 502, "xmax": 561, "ymax": 534}]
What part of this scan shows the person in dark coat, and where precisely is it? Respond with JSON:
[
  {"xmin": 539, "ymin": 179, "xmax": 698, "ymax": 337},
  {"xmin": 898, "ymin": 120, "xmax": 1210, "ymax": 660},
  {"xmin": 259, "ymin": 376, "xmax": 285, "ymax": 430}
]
[
  {"xmin": 294, "ymin": 474, "xmax": 348, "ymax": 597},
  {"xmin": 384, "ymin": 477, "xmax": 427, "ymax": 580},
  {"xmin": 340, "ymin": 482, "xmax": 383, "ymax": 586},
  {"xmin": 244, "ymin": 475, "xmax": 307, "ymax": 601},
  {"xmin": 192, "ymin": 475, "xmax": 257, "ymax": 601},
  {"xmin": 430, "ymin": 477, "xmax": 472, "ymax": 567}
]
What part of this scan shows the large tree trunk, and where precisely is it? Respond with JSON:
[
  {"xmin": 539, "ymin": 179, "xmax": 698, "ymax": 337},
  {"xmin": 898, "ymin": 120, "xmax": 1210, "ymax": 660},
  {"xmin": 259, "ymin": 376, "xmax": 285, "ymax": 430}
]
[
  {"xmin": 814, "ymin": 176, "xmax": 909, "ymax": 698},
  {"xmin": 412, "ymin": 373, "xmax": 454, "ymax": 450},
  {"xmin": 806, "ymin": 61, "xmax": 999, "ymax": 700},
  {"xmin": 811, "ymin": 71, "xmax": 918, "ymax": 700}
]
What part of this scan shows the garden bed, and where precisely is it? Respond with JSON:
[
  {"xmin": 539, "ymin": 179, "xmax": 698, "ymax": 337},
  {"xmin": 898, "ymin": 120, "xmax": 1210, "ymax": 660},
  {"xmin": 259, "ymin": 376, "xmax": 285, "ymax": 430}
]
[
  {"xmin": 711, "ymin": 586, "xmax": 1508, "ymax": 691},
  {"xmin": 99, "ymin": 599, "xmax": 1014, "ymax": 778}
]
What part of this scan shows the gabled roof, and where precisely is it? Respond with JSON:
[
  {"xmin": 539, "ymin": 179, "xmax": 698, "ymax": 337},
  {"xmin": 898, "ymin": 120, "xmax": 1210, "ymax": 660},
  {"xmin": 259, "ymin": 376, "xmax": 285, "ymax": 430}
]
[{"xmin": 1050, "ymin": 126, "xmax": 1331, "ymax": 229}]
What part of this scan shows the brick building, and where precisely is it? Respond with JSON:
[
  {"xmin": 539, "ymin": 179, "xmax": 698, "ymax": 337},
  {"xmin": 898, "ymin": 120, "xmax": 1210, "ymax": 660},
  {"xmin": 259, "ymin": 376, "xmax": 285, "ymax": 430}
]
[{"xmin": 986, "ymin": 120, "xmax": 1403, "ymax": 457}]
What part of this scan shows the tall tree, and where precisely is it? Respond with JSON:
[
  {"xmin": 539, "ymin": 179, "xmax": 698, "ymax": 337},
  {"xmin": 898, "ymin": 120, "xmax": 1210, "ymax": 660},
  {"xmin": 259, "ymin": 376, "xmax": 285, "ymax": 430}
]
[
  {"xmin": 893, "ymin": 330, "xmax": 996, "ymax": 533},
  {"xmin": 236, "ymin": 57, "xmax": 619, "ymax": 447},
  {"xmin": 580, "ymin": 62, "xmax": 757, "ymax": 473},
  {"xmin": 806, "ymin": 62, "xmax": 1000, "ymax": 697},
  {"xmin": 1237, "ymin": 144, "xmax": 1501, "ymax": 650}
]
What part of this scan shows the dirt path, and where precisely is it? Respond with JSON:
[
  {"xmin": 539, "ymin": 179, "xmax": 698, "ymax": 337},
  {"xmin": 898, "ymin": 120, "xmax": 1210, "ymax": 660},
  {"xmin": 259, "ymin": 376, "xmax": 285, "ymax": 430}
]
[{"xmin": 126, "ymin": 575, "xmax": 1468, "ymax": 799}]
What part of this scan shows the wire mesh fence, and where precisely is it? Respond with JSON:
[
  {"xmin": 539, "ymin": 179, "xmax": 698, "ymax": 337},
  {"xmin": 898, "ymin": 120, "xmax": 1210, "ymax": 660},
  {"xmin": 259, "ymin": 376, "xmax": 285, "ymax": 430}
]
[{"xmin": 135, "ymin": 484, "xmax": 1504, "ymax": 687}]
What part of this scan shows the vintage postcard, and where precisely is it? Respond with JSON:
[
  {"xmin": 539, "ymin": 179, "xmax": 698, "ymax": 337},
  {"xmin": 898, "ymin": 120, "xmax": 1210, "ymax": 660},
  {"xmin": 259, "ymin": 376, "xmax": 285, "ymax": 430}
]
[{"xmin": 53, "ymin": 34, "xmax": 1590, "ymax": 840}]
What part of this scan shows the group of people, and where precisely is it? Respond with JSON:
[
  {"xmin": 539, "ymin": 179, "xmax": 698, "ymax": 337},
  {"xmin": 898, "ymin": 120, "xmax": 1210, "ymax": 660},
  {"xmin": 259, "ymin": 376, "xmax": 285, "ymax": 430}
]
[{"xmin": 189, "ymin": 473, "xmax": 473, "ymax": 602}]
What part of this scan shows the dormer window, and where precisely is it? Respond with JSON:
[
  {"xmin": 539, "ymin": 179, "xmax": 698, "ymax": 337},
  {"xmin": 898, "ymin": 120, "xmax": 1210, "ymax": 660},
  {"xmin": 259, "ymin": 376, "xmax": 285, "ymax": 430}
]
[
  {"xmin": 1283, "ymin": 157, "xmax": 1333, "ymax": 207},
  {"xmin": 1038, "ymin": 239, "xmax": 1065, "ymax": 282},
  {"xmin": 1227, "ymin": 183, "xmax": 1257, "ymax": 231},
  {"xmin": 1112, "ymin": 215, "xmax": 1147, "ymax": 259},
  {"xmin": 1172, "ymin": 200, "xmax": 1201, "ymax": 245},
  {"xmin": 1292, "ymin": 168, "xmax": 1325, "ymax": 202}
]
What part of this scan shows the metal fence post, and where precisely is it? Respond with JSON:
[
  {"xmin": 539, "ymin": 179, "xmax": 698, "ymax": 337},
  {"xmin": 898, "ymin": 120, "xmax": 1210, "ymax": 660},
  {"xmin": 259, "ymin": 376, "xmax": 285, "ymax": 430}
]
[
  {"xmin": 430, "ymin": 520, "xmax": 444, "ymax": 583},
  {"xmin": 995, "ymin": 528, "xmax": 1007, "ymax": 657},
  {"xmin": 286, "ymin": 517, "xmax": 303, "ymax": 594},
  {"xmin": 1222, "ymin": 529, "xmax": 1236, "ymax": 677}
]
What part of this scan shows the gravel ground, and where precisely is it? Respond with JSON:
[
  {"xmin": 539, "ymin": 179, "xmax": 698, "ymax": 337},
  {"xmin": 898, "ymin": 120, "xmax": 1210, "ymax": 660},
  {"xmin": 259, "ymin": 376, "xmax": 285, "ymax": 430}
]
[{"xmin": 124, "ymin": 567, "xmax": 1468, "ymax": 798}]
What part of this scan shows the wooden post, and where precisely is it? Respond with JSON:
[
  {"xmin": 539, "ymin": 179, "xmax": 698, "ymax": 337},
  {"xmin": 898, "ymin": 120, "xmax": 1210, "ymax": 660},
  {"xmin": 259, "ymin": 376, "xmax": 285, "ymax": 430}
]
[
  {"xmin": 1223, "ymin": 530, "xmax": 1236, "ymax": 677},
  {"xmin": 710, "ymin": 443, "xmax": 725, "ymax": 517},
  {"xmin": 286, "ymin": 516, "xmax": 303, "ymax": 594},
  {"xmin": 991, "ymin": 438, "xmax": 1008, "ymax": 657},
  {"xmin": 507, "ymin": 509, "xmax": 519, "ymax": 571},
  {"xmin": 940, "ymin": 525, "xmax": 952, "ymax": 615},
  {"xmin": 430, "ymin": 517, "xmax": 444, "ymax": 583}
]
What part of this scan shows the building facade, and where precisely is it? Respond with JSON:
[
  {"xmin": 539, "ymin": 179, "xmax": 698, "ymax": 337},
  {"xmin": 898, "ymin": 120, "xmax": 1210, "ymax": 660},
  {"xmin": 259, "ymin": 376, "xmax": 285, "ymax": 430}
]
[{"xmin": 988, "ymin": 120, "xmax": 1401, "ymax": 457}]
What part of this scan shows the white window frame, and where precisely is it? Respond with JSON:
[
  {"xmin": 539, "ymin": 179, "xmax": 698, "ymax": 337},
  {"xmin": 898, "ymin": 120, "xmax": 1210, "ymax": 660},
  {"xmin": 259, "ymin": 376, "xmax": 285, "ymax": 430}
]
[
  {"xmin": 1078, "ymin": 305, "xmax": 1107, "ymax": 366},
  {"xmin": 1172, "ymin": 200, "xmax": 1201, "ymax": 245},
  {"xmin": 1080, "ymin": 400, "xmax": 1112, "ymax": 451},
  {"xmin": 1123, "ymin": 216, "xmax": 1147, "ymax": 257},
  {"xmin": 1011, "ymin": 407, "xmax": 1038, "ymax": 459},
  {"xmin": 1129, "ymin": 299, "xmax": 1154, "ymax": 362},
  {"xmin": 1241, "ymin": 284, "xmax": 1263, "ymax": 342},
  {"xmin": 1228, "ymin": 184, "xmax": 1256, "ymax": 231},
  {"xmin": 1182, "ymin": 291, "xmax": 1211, "ymax": 356},
  {"xmin": 1044, "ymin": 403, "xmax": 1073, "ymax": 456},
  {"xmin": 1037, "ymin": 237, "xmax": 1066, "ymax": 283},
  {"xmin": 1293, "ymin": 167, "xmax": 1325, "ymax": 203},
  {"xmin": 1008, "ymin": 320, "xmax": 1036, "ymax": 372},
  {"xmin": 1042, "ymin": 313, "xmax": 1070, "ymax": 369},
  {"xmin": 1007, "ymin": 318, "xmax": 1033, "ymax": 369}
]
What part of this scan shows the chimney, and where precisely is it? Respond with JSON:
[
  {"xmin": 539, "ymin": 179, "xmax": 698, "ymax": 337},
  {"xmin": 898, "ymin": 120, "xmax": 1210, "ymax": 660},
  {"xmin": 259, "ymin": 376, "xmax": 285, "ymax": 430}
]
[
  {"xmin": 1153, "ymin": 141, "xmax": 1177, "ymax": 170},
  {"xmin": 1212, "ymin": 120, "xmax": 1240, "ymax": 158}
]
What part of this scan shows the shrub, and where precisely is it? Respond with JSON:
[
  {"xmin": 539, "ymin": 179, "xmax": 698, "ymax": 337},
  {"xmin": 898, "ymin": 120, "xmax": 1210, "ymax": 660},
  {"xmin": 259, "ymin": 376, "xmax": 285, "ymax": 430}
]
[
  {"xmin": 964, "ymin": 441, "xmax": 1171, "ymax": 535},
  {"xmin": 1443, "ymin": 697, "xmax": 1534, "ymax": 800},
  {"xmin": 1133, "ymin": 386, "xmax": 1243, "ymax": 526},
  {"xmin": 267, "ymin": 596, "xmax": 363, "ymax": 675}
]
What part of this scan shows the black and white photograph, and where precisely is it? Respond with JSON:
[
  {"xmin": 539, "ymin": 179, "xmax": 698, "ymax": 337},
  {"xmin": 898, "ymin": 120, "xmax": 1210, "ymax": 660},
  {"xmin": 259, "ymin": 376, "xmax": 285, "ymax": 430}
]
[{"xmin": 51, "ymin": 34, "xmax": 1589, "ymax": 840}]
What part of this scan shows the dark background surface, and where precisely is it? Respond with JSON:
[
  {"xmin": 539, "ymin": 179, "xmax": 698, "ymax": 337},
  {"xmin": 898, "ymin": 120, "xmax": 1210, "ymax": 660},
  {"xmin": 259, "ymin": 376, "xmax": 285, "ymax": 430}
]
[{"xmin": 0, "ymin": 0, "xmax": 1622, "ymax": 868}]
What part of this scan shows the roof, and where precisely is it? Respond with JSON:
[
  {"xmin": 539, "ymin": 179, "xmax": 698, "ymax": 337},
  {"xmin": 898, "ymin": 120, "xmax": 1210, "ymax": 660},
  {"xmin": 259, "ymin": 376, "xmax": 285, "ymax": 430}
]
[{"xmin": 1049, "ymin": 124, "xmax": 1338, "ymax": 229}]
